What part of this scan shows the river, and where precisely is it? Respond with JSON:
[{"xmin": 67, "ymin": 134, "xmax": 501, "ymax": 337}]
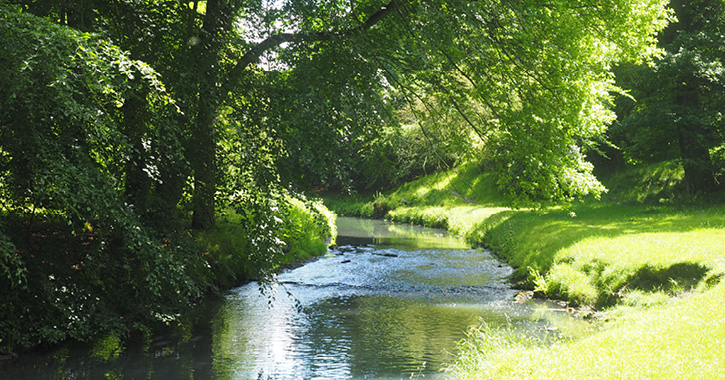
[{"xmin": 0, "ymin": 216, "xmax": 586, "ymax": 379}]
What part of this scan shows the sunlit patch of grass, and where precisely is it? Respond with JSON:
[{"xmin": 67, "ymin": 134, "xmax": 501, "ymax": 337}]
[
  {"xmin": 382, "ymin": 162, "xmax": 505, "ymax": 208},
  {"xmin": 457, "ymin": 204, "xmax": 725, "ymax": 303},
  {"xmin": 544, "ymin": 263, "xmax": 599, "ymax": 305},
  {"xmin": 450, "ymin": 281, "xmax": 725, "ymax": 379},
  {"xmin": 388, "ymin": 206, "xmax": 508, "ymax": 235},
  {"xmin": 529, "ymin": 210, "xmax": 725, "ymax": 306}
]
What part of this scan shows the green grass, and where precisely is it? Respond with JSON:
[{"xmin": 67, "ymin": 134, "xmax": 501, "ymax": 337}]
[
  {"xmin": 323, "ymin": 160, "xmax": 725, "ymax": 379},
  {"xmin": 195, "ymin": 196, "xmax": 336, "ymax": 288},
  {"xmin": 324, "ymin": 161, "xmax": 505, "ymax": 220},
  {"xmin": 450, "ymin": 280, "xmax": 725, "ymax": 379},
  {"xmin": 464, "ymin": 204, "xmax": 725, "ymax": 307},
  {"xmin": 386, "ymin": 162, "xmax": 505, "ymax": 206}
]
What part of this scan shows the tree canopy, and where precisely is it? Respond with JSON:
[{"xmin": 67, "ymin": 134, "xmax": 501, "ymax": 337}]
[
  {"xmin": 612, "ymin": 0, "xmax": 725, "ymax": 193},
  {"xmin": 0, "ymin": 0, "xmax": 677, "ymax": 350},
  {"xmin": 4, "ymin": 0, "xmax": 672, "ymax": 210},
  {"xmin": 242, "ymin": 0, "xmax": 672, "ymax": 203}
]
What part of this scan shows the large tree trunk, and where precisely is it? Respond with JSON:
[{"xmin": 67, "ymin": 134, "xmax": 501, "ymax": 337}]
[{"xmin": 190, "ymin": 0, "xmax": 228, "ymax": 230}]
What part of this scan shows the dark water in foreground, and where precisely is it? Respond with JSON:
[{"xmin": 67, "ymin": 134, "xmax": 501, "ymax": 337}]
[{"xmin": 0, "ymin": 217, "xmax": 586, "ymax": 379}]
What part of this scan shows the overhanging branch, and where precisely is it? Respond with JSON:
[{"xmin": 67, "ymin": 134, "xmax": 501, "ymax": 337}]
[{"xmin": 222, "ymin": 0, "xmax": 399, "ymax": 94}]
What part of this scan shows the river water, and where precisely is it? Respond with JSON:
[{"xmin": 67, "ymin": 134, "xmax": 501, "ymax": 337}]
[{"xmin": 0, "ymin": 217, "xmax": 585, "ymax": 379}]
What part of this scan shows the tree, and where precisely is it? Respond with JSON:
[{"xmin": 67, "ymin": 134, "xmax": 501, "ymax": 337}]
[
  {"xmin": 78, "ymin": 0, "xmax": 400, "ymax": 228},
  {"xmin": 612, "ymin": 0, "xmax": 725, "ymax": 193},
  {"xmin": 378, "ymin": 0, "xmax": 670, "ymax": 204},
  {"xmin": 9, "ymin": 0, "xmax": 672, "ymax": 212},
  {"xmin": 0, "ymin": 7, "xmax": 208, "ymax": 348}
]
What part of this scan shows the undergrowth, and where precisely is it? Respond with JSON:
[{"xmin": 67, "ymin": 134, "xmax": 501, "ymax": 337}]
[
  {"xmin": 195, "ymin": 195, "xmax": 336, "ymax": 288},
  {"xmin": 0, "ymin": 194, "xmax": 335, "ymax": 354}
]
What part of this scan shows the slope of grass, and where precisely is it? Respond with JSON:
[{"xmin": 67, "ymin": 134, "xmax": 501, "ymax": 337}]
[
  {"xmin": 450, "ymin": 280, "xmax": 725, "ymax": 379},
  {"xmin": 466, "ymin": 204, "xmax": 725, "ymax": 306},
  {"xmin": 324, "ymin": 161, "xmax": 505, "ymax": 220},
  {"xmin": 323, "ymin": 160, "xmax": 725, "ymax": 379}
]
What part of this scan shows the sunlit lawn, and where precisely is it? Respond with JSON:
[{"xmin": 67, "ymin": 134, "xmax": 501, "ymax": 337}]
[
  {"xmin": 326, "ymin": 162, "xmax": 725, "ymax": 379},
  {"xmin": 450, "ymin": 280, "xmax": 725, "ymax": 379}
]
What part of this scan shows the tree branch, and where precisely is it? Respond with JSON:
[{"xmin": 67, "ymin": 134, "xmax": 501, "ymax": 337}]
[{"xmin": 221, "ymin": 0, "xmax": 399, "ymax": 94}]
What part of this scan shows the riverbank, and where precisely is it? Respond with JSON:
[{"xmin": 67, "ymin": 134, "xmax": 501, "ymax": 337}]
[
  {"xmin": 0, "ymin": 193, "xmax": 336, "ymax": 357},
  {"xmin": 323, "ymin": 162, "xmax": 725, "ymax": 378}
]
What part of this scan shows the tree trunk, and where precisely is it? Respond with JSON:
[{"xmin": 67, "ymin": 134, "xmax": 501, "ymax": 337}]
[
  {"xmin": 190, "ymin": 0, "xmax": 227, "ymax": 230},
  {"xmin": 122, "ymin": 88, "xmax": 152, "ymax": 215},
  {"xmin": 675, "ymin": 79, "xmax": 716, "ymax": 194},
  {"xmin": 190, "ymin": 105, "xmax": 217, "ymax": 230}
]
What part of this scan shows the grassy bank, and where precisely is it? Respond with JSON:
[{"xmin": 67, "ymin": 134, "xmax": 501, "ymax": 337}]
[
  {"xmin": 324, "ymin": 161, "xmax": 725, "ymax": 379},
  {"xmin": 195, "ymin": 195, "xmax": 336, "ymax": 289},
  {"xmin": 452, "ymin": 280, "xmax": 725, "ymax": 379}
]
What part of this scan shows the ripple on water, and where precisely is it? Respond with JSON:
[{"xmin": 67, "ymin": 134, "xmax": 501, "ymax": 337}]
[{"xmin": 0, "ymin": 217, "xmax": 589, "ymax": 380}]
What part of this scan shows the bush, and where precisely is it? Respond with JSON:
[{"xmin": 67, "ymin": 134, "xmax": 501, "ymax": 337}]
[
  {"xmin": 195, "ymin": 193, "xmax": 336, "ymax": 288},
  {"xmin": 278, "ymin": 195, "xmax": 336, "ymax": 265}
]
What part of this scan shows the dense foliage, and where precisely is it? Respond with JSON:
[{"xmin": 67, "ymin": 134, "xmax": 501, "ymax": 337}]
[
  {"xmin": 0, "ymin": 0, "xmax": 683, "ymax": 353},
  {"xmin": 261, "ymin": 0, "xmax": 672, "ymax": 203},
  {"xmin": 611, "ymin": 0, "xmax": 725, "ymax": 194},
  {"xmin": 0, "ymin": 9, "xmax": 206, "ymax": 349}
]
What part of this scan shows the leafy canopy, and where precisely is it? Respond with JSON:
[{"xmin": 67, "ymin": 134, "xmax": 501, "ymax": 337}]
[{"xmin": 252, "ymin": 0, "xmax": 671, "ymax": 203}]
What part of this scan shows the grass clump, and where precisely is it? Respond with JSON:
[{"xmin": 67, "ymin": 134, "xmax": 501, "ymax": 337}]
[{"xmin": 277, "ymin": 197, "xmax": 336, "ymax": 266}]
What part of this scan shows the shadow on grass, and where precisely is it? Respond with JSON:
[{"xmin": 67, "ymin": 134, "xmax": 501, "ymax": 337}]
[
  {"xmin": 466, "ymin": 203, "xmax": 725, "ymax": 305},
  {"xmin": 596, "ymin": 262, "xmax": 710, "ymax": 308}
]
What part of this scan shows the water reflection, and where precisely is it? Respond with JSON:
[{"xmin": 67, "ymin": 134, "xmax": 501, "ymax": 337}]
[
  {"xmin": 335, "ymin": 217, "xmax": 469, "ymax": 250},
  {"xmin": 204, "ymin": 217, "xmax": 564, "ymax": 379},
  {"xmin": 0, "ymin": 217, "xmax": 590, "ymax": 380}
]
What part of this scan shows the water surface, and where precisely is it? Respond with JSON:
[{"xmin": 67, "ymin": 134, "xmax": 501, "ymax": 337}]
[{"xmin": 0, "ymin": 216, "xmax": 585, "ymax": 379}]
